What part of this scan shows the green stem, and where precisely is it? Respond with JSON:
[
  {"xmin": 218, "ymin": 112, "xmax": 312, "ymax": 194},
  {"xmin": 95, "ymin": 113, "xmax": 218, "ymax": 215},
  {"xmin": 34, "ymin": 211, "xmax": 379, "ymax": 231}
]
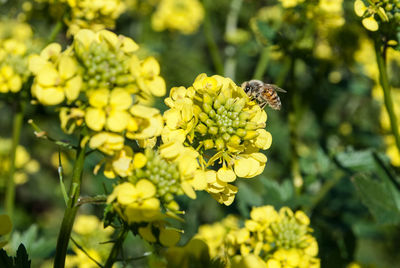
[
  {"xmin": 223, "ymin": 0, "xmax": 243, "ymax": 80},
  {"xmin": 203, "ymin": 7, "xmax": 224, "ymax": 75},
  {"xmin": 5, "ymin": 101, "xmax": 26, "ymax": 221},
  {"xmin": 48, "ymin": 20, "xmax": 63, "ymax": 44},
  {"xmin": 253, "ymin": 46, "xmax": 270, "ymax": 80},
  {"xmin": 374, "ymin": 40, "xmax": 400, "ymax": 155},
  {"xmin": 104, "ymin": 227, "xmax": 129, "ymax": 268},
  {"xmin": 286, "ymin": 57, "xmax": 303, "ymax": 193},
  {"xmin": 54, "ymin": 140, "xmax": 86, "ymax": 268},
  {"xmin": 305, "ymin": 176, "xmax": 343, "ymax": 214}
]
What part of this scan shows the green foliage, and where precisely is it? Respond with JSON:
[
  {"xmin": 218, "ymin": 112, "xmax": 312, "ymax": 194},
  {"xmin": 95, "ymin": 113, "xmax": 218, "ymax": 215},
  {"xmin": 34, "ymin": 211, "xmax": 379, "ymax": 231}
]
[{"xmin": 0, "ymin": 244, "xmax": 31, "ymax": 268}]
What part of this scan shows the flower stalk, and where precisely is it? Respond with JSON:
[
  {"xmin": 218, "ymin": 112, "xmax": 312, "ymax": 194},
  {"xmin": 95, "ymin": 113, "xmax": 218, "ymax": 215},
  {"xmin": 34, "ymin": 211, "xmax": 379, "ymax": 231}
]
[
  {"xmin": 54, "ymin": 137, "xmax": 86, "ymax": 268},
  {"xmin": 104, "ymin": 227, "xmax": 129, "ymax": 268},
  {"xmin": 374, "ymin": 39, "xmax": 400, "ymax": 155},
  {"xmin": 5, "ymin": 100, "xmax": 26, "ymax": 221}
]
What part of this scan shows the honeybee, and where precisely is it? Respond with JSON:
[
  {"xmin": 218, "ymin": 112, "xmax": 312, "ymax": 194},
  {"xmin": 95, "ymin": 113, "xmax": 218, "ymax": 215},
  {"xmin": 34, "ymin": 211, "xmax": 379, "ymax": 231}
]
[{"xmin": 241, "ymin": 80, "xmax": 286, "ymax": 110}]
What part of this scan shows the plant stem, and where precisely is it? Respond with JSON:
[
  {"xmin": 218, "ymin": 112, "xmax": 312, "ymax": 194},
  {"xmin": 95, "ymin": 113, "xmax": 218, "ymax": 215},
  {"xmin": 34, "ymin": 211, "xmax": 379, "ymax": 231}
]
[
  {"xmin": 287, "ymin": 57, "xmax": 303, "ymax": 193},
  {"xmin": 54, "ymin": 140, "xmax": 86, "ymax": 268},
  {"xmin": 203, "ymin": 6, "xmax": 224, "ymax": 75},
  {"xmin": 5, "ymin": 101, "xmax": 26, "ymax": 221},
  {"xmin": 374, "ymin": 40, "xmax": 400, "ymax": 155},
  {"xmin": 104, "ymin": 227, "xmax": 129, "ymax": 268},
  {"xmin": 48, "ymin": 20, "xmax": 63, "ymax": 44},
  {"xmin": 253, "ymin": 47, "xmax": 270, "ymax": 80},
  {"xmin": 223, "ymin": 0, "xmax": 243, "ymax": 80}
]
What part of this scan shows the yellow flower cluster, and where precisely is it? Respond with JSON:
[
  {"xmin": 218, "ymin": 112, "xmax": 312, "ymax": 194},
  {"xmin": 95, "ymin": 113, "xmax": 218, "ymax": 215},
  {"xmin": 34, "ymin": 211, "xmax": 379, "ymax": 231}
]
[
  {"xmin": 151, "ymin": 0, "xmax": 205, "ymax": 34},
  {"xmin": 0, "ymin": 138, "xmax": 40, "ymax": 186},
  {"xmin": 106, "ymin": 146, "xmax": 203, "ymax": 246},
  {"xmin": 29, "ymin": 29, "xmax": 165, "ymax": 157},
  {"xmin": 355, "ymin": 37, "xmax": 400, "ymax": 166},
  {"xmin": 37, "ymin": 0, "xmax": 126, "ymax": 35},
  {"xmin": 278, "ymin": 0, "xmax": 305, "ymax": 8},
  {"xmin": 354, "ymin": 0, "xmax": 400, "ymax": 32},
  {"xmin": 163, "ymin": 74, "xmax": 271, "ymax": 205},
  {"xmin": 0, "ymin": 20, "xmax": 38, "ymax": 94},
  {"xmin": 65, "ymin": 215, "xmax": 114, "ymax": 268},
  {"xmin": 175, "ymin": 206, "xmax": 320, "ymax": 268}
]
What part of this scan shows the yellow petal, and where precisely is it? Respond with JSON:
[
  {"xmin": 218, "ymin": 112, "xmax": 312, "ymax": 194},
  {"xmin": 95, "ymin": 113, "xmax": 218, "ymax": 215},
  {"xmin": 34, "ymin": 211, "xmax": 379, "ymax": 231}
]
[
  {"xmin": 136, "ymin": 179, "xmax": 156, "ymax": 198},
  {"xmin": 116, "ymin": 183, "xmax": 137, "ymax": 205},
  {"xmin": 37, "ymin": 65, "xmax": 59, "ymax": 86},
  {"xmin": 159, "ymin": 228, "xmax": 181, "ymax": 247},
  {"xmin": 109, "ymin": 88, "xmax": 132, "ymax": 109},
  {"xmin": 354, "ymin": 0, "xmax": 367, "ymax": 17},
  {"xmin": 58, "ymin": 55, "xmax": 76, "ymax": 80},
  {"xmin": 106, "ymin": 110, "xmax": 130, "ymax": 132},
  {"xmin": 36, "ymin": 86, "xmax": 65, "ymax": 105},
  {"xmin": 217, "ymin": 167, "xmax": 236, "ymax": 182},
  {"xmin": 85, "ymin": 108, "xmax": 106, "ymax": 131},
  {"xmin": 362, "ymin": 16, "xmax": 379, "ymax": 31},
  {"xmin": 89, "ymin": 88, "xmax": 109, "ymax": 108},
  {"xmin": 64, "ymin": 76, "xmax": 82, "ymax": 101}
]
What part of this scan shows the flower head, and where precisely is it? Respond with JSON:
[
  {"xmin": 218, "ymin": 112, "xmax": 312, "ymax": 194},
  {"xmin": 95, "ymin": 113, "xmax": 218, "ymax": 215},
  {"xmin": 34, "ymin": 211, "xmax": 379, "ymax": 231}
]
[
  {"xmin": 151, "ymin": 0, "xmax": 205, "ymax": 34},
  {"xmin": 163, "ymin": 73, "xmax": 271, "ymax": 205}
]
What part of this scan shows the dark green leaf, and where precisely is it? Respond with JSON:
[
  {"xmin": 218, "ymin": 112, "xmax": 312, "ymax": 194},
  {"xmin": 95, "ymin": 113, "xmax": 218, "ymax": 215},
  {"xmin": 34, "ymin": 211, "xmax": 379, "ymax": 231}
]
[
  {"xmin": 15, "ymin": 244, "xmax": 30, "ymax": 268},
  {"xmin": 353, "ymin": 174, "xmax": 400, "ymax": 225}
]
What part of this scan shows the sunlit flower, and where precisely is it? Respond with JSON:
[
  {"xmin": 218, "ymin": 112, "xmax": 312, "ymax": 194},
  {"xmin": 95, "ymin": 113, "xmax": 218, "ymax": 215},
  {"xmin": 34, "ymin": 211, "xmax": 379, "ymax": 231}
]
[
  {"xmin": 29, "ymin": 43, "xmax": 82, "ymax": 105},
  {"xmin": 163, "ymin": 73, "xmax": 271, "ymax": 205}
]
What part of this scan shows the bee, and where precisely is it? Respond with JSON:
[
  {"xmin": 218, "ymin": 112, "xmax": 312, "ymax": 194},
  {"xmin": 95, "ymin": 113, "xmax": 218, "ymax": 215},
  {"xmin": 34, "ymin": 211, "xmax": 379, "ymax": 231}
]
[{"xmin": 241, "ymin": 80, "xmax": 286, "ymax": 110}]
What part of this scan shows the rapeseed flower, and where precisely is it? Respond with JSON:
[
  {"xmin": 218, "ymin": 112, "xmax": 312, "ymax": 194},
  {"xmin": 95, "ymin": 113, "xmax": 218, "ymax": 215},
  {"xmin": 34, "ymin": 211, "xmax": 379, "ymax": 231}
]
[
  {"xmin": 0, "ymin": 138, "xmax": 39, "ymax": 186},
  {"xmin": 178, "ymin": 205, "xmax": 320, "ymax": 267},
  {"xmin": 163, "ymin": 73, "xmax": 271, "ymax": 205},
  {"xmin": 0, "ymin": 20, "xmax": 39, "ymax": 94},
  {"xmin": 151, "ymin": 0, "xmax": 204, "ymax": 34},
  {"xmin": 354, "ymin": 0, "xmax": 400, "ymax": 32}
]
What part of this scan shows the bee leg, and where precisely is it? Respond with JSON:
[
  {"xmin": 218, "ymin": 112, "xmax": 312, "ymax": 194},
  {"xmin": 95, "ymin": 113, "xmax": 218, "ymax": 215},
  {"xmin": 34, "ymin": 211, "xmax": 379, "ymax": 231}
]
[{"xmin": 260, "ymin": 102, "xmax": 266, "ymax": 109}]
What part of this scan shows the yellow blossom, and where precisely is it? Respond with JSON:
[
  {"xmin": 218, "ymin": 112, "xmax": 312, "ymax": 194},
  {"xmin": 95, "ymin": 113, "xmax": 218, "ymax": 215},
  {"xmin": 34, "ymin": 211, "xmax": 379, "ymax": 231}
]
[
  {"xmin": 163, "ymin": 73, "xmax": 271, "ymax": 205},
  {"xmin": 151, "ymin": 0, "xmax": 204, "ymax": 34}
]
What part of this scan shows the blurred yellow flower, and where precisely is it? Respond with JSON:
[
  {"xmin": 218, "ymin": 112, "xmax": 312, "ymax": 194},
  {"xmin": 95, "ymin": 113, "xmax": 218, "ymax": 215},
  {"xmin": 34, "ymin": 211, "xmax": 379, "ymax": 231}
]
[
  {"xmin": 65, "ymin": 214, "xmax": 114, "ymax": 268},
  {"xmin": 151, "ymin": 0, "xmax": 204, "ymax": 34},
  {"xmin": 0, "ymin": 138, "xmax": 39, "ymax": 186}
]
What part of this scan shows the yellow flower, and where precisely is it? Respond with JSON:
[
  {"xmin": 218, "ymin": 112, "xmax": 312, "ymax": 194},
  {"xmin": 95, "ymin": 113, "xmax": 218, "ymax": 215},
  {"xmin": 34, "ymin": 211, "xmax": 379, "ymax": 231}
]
[
  {"xmin": 63, "ymin": 0, "xmax": 126, "ymax": 35},
  {"xmin": 183, "ymin": 205, "xmax": 319, "ymax": 266},
  {"xmin": 88, "ymin": 132, "xmax": 124, "ymax": 155},
  {"xmin": 0, "ymin": 138, "xmax": 39, "ymax": 186},
  {"xmin": 163, "ymin": 73, "xmax": 271, "ymax": 205},
  {"xmin": 108, "ymin": 180, "xmax": 162, "ymax": 223},
  {"xmin": 66, "ymin": 214, "xmax": 114, "ymax": 268},
  {"xmin": 151, "ymin": 0, "xmax": 205, "ymax": 34},
  {"xmin": 85, "ymin": 88, "xmax": 132, "ymax": 132},
  {"xmin": 278, "ymin": 0, "xmax": 305, "ymax": 8},
  {"xmin": 0, "ymin": 20, "xmax": 38, "ymax": 94},
  {"xmin": 29, "ymin": 45, "xmax": 82, "ymax": 105},
  {"xmin": 100, "ymin": 145, "xmax": 135, "ymax": 178}
]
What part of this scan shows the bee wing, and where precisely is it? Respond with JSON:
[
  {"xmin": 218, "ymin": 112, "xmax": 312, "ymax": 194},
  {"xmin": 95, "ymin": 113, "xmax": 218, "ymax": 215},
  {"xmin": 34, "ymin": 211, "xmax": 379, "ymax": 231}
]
[{"xmin": 266, "ymin": 84, "xmax": 287, "ymax": 93}]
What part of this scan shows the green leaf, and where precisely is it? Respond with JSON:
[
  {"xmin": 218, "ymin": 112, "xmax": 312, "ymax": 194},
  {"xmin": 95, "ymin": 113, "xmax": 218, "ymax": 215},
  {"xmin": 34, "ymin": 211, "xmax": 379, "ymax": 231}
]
[
  {"xmin": 353, "ymin": 174, "xmax": 400, "ymax": 225},
  {"xmin": 0, "ymin": 244, "xmax": 31, "ymax": 268},
  {"xmin": 0, "ymin": 248, "xmax": 13, "ymax": 267},
  {"xmin": 336, "ymin": 150, "xmax": 377, "ymax": 172},
  {"xmin": 260, "ymin": 178, "xmax": 294, "ymax": 205},
  {"xmin": 236, "ymin": 181, "xmax": 263, "ymax": 217},
  {"xmin": 15, "ymin": 244, "xmax": 31, "ymax": 268}
]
